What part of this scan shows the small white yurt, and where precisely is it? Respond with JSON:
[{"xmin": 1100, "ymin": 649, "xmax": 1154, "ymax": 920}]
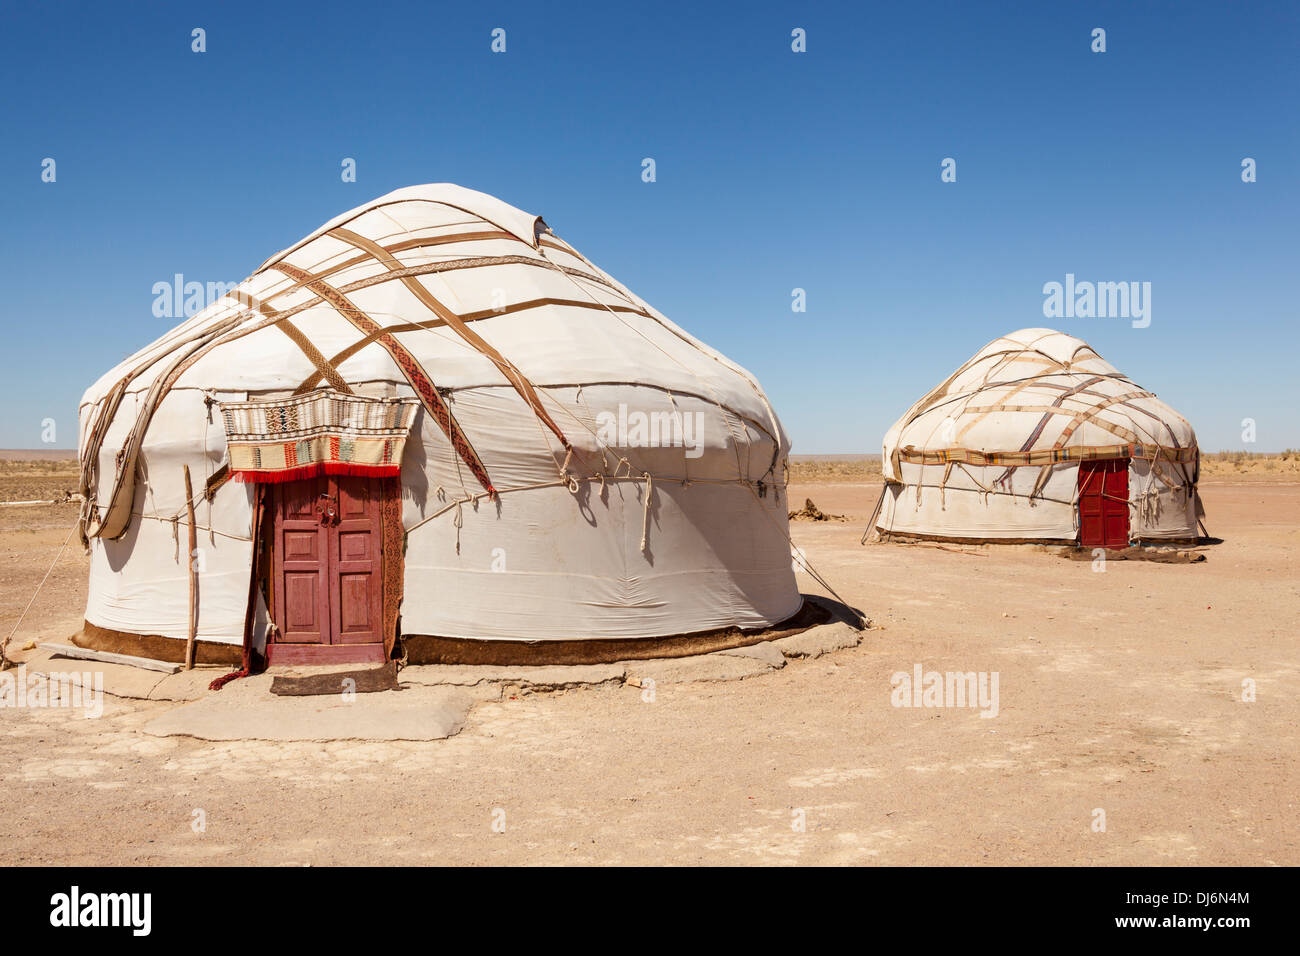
[
  {"xmin": 875, "ymin": 328, "xmax": 1205, "ymax": 546},
  {"xmin": 77, "ymin": 185, "xmax": 801, "ymax": 669}
]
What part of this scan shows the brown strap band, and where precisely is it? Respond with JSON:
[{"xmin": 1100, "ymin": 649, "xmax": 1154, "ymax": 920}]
[
  {"xmin": 328, "ymin": 227, "xmax": 572, "ymax": 452},
  {"xmin": 233, "ymin": 291, "xmax": 353, "ymax": 395},
  {"xmin": 270, "ymin": 261, "xmax": 497, "ymax": 496},
  {"xmin": 296, "ymin": 296, "xmax": 651, "ymax": 393},
  {"xmin": 263, "ymin": 230, "xmax": 519, "ymax": 299}
]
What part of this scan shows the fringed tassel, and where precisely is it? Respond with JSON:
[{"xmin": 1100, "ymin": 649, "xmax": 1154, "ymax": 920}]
[{"xmin": 209, "ymin": 668, "xmax": 248, "ymax": 691}]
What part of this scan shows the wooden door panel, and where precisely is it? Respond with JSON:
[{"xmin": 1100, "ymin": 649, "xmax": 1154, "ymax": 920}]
[
  {"xmin": 338, "ymin": 530, "xmax": 371, "ymax": 563},
  {"xmin": 279, "ymin": 477, "xmax": 326, "ymax": 520},
  {"xmin": 337, "ymin": 481, "xmax": 370, "ymax": 519},
  {"xmin": 282, "ymin": 530, "xmax": 320, "ymax": 562},
  {"xmin": 281, "ymin": 571, "xmax": 325, "ymax": 641},
  {"xmin": 338, "ymin": 573, "xmax": 374, "ymax": 633}
]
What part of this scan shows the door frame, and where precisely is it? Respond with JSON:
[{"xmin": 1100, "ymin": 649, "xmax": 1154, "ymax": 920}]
[
  {"xmin": 1077, "ymin": 457, "xmax": 1131, "ymax": 549},
  {"xmin": 264, "ymin": 475, "xmax": 403, "ymax": 666}
]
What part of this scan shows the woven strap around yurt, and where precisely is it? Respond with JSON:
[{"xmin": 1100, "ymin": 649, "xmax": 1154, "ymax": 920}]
[
  {"xmin": 220, "ymin": 389, "xmax": 419, "ymax": 483},
  {"xmin": 271, "ymin": 261, "xmax": 498, "ymax": 496},
  {"xmin": 232, "ymin": 290, "xmax": 354, "ymax": 395},
  {"xmin": 296, "ymin": 297, "xmax": 651, "ymax": 395},
  {"xmin": 897, "ymin": 443, "xmax": 1198, "ymax": 467},
  {"xmin": 327, "ymin": 227, "xmax": 572, "ymax": 452}
]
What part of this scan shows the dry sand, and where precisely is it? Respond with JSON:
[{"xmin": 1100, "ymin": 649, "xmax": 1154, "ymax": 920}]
[{"xmin": 0, "ymin": 459, "xmax": 1296, "ymax": 865}]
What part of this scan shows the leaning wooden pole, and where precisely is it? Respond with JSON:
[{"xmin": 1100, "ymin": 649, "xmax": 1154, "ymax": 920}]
[
  {"xmin": 183, "ymin": 465, "xmax": 198, "ymax": 670},
  {"xmin": 859, "ymin": 481, "xmax": 888, "ymax": 546}
]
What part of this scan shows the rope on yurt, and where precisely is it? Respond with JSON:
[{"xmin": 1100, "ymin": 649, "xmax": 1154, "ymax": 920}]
[
  {"xmin": 394, "ymin": 312, "xmax": 605, "ymax": 487},
  {"xmin": 955, "ymin": 463, "xmax": 996, "ymax": 503},
  {"xmin": 86, "ymin": 248, "xmax": 655, "ymax": 520},
  {"xmin": 640, "ymin": 473, "xmax": 654, "ymax": 553},
  {"xmin": 409, "ymin": 240, "xmax": 787, "ymax": 542},
  {"xmin": 452, "ymin": 499, "xmax": 463, "ymax": 554},
  {"xmin": 402, "ymin": 472, "xmax": 767, "ymax": 537},
  {"xmin": 533, "ymin": 250, "xmax": 764, "ymax": 481},
  {"xmin": 0, "ymin": 520, "xmax": 79, "ymax": 670}
]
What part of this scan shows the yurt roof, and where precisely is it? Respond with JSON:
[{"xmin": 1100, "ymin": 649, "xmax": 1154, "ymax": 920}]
[
  {"xmin": 81, "ymin": 184, "xmax": 783, "ymax": 443},
  {"xmin": 882, "ymin": 328, "xmax": 1197, "ymax": 480},
  {"xmin": 78, "ymin": 184, "xmax": 788, "ymax": 543}
]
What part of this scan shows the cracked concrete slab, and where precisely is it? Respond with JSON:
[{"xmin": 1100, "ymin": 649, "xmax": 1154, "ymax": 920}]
[
  {"xmin": 401, "ymin": 662, "xmax": 627, "ymax": 696},
  {"xmin": 717, "ymin": 640, "xmax": 787, "ymax": 667},
  {"xmin": 19, "ymin": 647, "xmax": 218, "ymax": 701},
  {"xmin": 771, "ymin": 621, "xmax": 863, "ymax": 659},
  {"xmin": 626, "ymin": 651, "xmax": 777, "ymax": 684},
  {"xmin": 13, "ymin": 599, "xmax": 868, "ymax": 736},
  {"xmin": 139, "ymin": 675, "xmax": 473, "ymax": 742}
]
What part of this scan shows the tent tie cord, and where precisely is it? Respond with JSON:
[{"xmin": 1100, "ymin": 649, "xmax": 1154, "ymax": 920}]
[
  {"xmin": 640, "ymin": 473, "xmax": 654, "ymax": 554},
  {"xmin": 559, "ymin": 448, "xmax": 580, "ymax": 494},
  {"xmin": 402, "ymin": 472, "xmax": 781, "ymax": 538},
  {"xmin": 1, "ymin": 520, "xmax": 80, "ymax": 670},
  {"xmin": 533, "ymin": 242, "xmax": 773, "ymax": 483},
  {"xmin": 452, "ymin": 499, "xmax": 464, "ymax": 555}
]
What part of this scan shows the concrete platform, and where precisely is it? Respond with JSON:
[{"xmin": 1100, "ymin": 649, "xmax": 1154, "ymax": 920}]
[
  {"xmin": 12, "ymin": 601, "xmax": 868, "ymax": 742},
  {"xmin": 13, "ymin": 646, "xmax": 220, "ymax": 701},
  {"xmin": 139, "ymin": 675, "xmax": 473, "ymax": 742}
]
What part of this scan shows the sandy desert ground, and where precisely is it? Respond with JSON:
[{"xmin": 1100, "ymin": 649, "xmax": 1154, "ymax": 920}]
[{"xmin": 0, "ymin": 454, "xmax": 1296, "ymax": 865}]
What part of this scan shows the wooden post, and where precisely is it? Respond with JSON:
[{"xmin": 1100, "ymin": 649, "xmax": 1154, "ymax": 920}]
[{"xmin": 183, "ymin": 465, "xmax": 198, "ymax": 670}]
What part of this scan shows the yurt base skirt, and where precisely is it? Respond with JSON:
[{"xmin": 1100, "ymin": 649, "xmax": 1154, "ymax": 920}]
[
  {"xmin": 74, "ymin": 599, "xmax": 829, "ymax": 669},
  {"xmin": 76, "ymin": 621, "xmax": 244, "ymax": 666},
  {"xmin": 400, "ymin": 598, "xmax": 828, "ymax": 666},
  {"xmin": 876, "ymin": 530, "xmax": 1067, "ymax": 545},
  {"xmin": 875, "ymin": 530, "xmax": 1203, "ymax": 547}
]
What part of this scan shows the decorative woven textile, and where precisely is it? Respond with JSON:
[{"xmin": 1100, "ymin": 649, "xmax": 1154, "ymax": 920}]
[{"xmin": 221, "ymin": 389, "xmax": 419, "ymax": 483}]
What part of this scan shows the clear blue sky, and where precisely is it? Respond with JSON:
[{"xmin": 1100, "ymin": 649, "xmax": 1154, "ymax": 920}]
[{"xmin": 1, "ymin": 0, "xmax": 1296, "ymax": 452}]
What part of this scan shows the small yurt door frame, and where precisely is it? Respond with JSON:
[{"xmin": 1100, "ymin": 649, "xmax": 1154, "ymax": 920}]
[
  {"xmin": 1077, "ymin": 458, "xmax": 1130, "ymax": 549},
  {"xmin": 265, "ymin": 474, "xmax": 402, "ymax": 665}
]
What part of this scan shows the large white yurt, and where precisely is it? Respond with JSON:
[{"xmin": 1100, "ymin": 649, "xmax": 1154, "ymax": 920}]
[
  {"xmin": 77, "ymin": 184, "xmax": 802, "ymax": 669},
  {"xmin": 875, "ymin": 328, "xmax": 1205, "ymax": 546}
]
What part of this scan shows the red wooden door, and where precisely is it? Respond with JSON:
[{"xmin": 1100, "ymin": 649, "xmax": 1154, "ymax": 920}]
[
  {"xmin": 1078, "ymin": 459, "xmax": 1129, "ymax": 548},
  {"xmin": 270, "ymin": 475, "xmax": 388, "ymax": 663}
]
